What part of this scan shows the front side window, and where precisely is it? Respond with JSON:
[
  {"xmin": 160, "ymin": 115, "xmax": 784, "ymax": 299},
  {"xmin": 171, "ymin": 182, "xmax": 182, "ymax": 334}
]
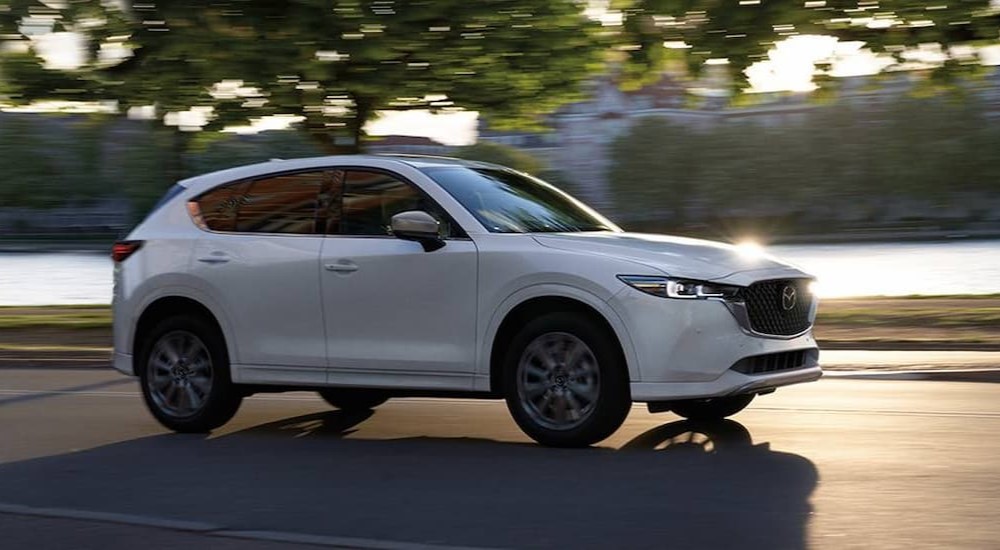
[
  {"xmin": 339, "ymin": 170, "xmax": 455, "ymax": 237},
  {"xmin": 420, "ymin": 166, "xmax": 618, "ymax": 234}
]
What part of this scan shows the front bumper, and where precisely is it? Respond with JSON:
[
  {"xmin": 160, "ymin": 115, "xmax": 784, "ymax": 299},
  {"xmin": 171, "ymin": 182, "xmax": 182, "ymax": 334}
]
[
  {"xmin": 631, "ymin": 364, "xmax": 822, "ymax": 401},
  {"xmin": 609, "ymin": 285, "xmax": 822, "ymax": 401}
]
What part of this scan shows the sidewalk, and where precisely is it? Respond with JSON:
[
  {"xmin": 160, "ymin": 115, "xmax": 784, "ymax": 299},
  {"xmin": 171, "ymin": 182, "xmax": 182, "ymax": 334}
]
[
  {"xmin": 819, "ymin": 350, "xmax": 1000, "ymax": 382},
  {"xmin": 821, "ymin": 350, "xmax": 1000, "ymax": 371}
]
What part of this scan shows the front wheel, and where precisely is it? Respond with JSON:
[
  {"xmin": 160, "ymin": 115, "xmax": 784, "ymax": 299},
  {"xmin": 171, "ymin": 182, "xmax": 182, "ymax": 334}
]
[
  {"xmin": 138, "ymin": 314, "xmax": 242, "ymax": 433},
  {"xmin": 503, "ymin": 312, "xmax": 631, "ymax": 447},
  {"xmin": 670, "ymin": 394, "xmax": 755, "ymax": 421}
]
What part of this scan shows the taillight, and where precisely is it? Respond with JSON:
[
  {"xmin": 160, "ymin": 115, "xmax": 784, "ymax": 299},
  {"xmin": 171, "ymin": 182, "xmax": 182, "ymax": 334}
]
[{"xmin": 112, "ymin": 240, "xmax": 144, "ymax": 263}]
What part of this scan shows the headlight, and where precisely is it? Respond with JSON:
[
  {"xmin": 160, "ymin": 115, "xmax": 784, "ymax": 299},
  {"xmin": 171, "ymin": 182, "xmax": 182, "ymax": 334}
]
[{"xmin": 617, "ymin": 275, "xmax": 743, "ymax": 300}]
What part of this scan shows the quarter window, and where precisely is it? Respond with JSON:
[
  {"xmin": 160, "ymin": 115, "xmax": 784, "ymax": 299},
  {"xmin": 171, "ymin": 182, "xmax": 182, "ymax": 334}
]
[{"xmin": 193, "ymin": 181, "xmax": 249, "ymax": 232}]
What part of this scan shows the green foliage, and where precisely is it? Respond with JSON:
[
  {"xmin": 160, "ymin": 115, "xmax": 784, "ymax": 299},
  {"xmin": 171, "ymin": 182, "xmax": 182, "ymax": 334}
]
[
  {"xmin": 116, "ymin": 126, "xmax": 175, "ymax": 221},
  {"xmin": 234, "ymin": 0, "xmax": 607, "ymax": 148},
  {"xmin": 608, "ymin": 95, "xmax": 1000, "ymax": 229},
  {"xmin": 0, "ymin": 117, "xmax": 323, "ymax": 219},
  {"xmin": 0, "ymin": 115, "xmax": 111, "ymax": 208},
  {"xmin": 0, "ymin": 117, "xmax": 62, "ymax": 208},
  {"xmin": 817, "ymin": 306, "xmax": 1000, "ymax": 328},
  {"xmin": 185, "ymin": 131, "xmax": 324, "ymax": 176},
  {"xmin": 1, "ymin": 1, "xmax": 607, "ymax": 151},
  {"xmin": 453, "ymin": 141, "xmax": 584, "ymax": 195},
  {"xmin": 120, "ymin": 129, "xmax": 329, "ymax": 220},
  {"xmin": 453, "ymin": 141, "xmax": 545, "ymax": 174},
  {"xmin": 0, "ymin": 308, "xmax": 111, "ymax": 330},
  {"xmin": 618, "ymin": 0, "xmax": 1000, "ymax": 92}
]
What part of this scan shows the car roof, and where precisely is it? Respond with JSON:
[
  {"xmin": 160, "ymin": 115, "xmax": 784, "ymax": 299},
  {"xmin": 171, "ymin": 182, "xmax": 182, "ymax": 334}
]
[{"xmin": 175, "ymin": 154, "xmax": 496, "ymax": 190}]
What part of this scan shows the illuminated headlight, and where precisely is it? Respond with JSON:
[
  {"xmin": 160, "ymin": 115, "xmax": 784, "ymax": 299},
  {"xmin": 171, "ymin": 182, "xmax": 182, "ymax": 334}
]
[{"xmin": 617, "ymin": 275, "xmax": 743, "ymax": 300}]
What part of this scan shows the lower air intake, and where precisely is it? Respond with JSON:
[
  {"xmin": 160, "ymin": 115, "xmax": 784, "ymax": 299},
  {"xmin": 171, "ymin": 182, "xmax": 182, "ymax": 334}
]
[{"xmin": 731, "ymin": 349, "xmax": 819, "ymax": 375}]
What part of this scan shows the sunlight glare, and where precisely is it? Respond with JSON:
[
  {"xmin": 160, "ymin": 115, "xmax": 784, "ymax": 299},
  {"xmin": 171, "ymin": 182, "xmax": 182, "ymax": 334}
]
[{"xmin": 735, "ymin": 240, "xmax": 767, "ymax": 258}]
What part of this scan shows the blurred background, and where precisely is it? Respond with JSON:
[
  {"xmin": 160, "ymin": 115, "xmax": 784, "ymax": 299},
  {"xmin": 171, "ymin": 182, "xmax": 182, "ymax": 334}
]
[
  {"xmin": 3, "ymin": 6, "xmax": 1000, "ymax": 548},
  {"xmin": 0, "ymin": 0, "xmax": 998, "ymax": 315}
]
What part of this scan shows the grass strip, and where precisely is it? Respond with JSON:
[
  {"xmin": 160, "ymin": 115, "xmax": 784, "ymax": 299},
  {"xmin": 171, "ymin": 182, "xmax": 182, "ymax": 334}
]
[{"xmin": 817, "ymin": 308, "xmax": 1000, "ymax": 328}]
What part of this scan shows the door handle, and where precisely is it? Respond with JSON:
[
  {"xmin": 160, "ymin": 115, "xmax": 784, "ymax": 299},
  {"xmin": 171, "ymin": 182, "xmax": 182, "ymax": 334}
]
[
  {"xmin": 325, "ymin": 261, "xmax": 359, "ymax": 273},
  {"xmin": 197, "ymin": 253, "xmax": 230, "ymax": 264}
]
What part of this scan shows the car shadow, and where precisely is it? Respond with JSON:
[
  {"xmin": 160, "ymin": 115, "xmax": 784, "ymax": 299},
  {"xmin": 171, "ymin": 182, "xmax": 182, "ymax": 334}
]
[{"xmin": 0, "ymin": 411, "xmax": 817, "ymax": 550}]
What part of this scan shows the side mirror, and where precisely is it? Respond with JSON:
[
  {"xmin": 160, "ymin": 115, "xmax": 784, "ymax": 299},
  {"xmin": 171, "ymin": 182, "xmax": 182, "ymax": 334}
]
[{"xmin": 390, "ymin": 210, "xmax": 445, "ymax": 252}]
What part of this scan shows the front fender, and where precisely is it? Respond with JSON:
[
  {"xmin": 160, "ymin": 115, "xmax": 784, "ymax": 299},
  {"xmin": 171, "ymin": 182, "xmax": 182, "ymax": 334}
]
[{"xmin": 475, "ymin": 282, "xmax": 640, "ymax": 391}]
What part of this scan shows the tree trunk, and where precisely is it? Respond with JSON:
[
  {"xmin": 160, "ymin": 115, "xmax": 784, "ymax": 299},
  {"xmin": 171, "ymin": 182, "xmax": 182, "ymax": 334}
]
[
  {"xmin": 167, "ymin": 129, "xmax": 191, "ymax": 183},
  {"xmin": 309, "ymin": 131, "xmax": 359, "ymax": 155},
  {"xmin": 351, "ymin": 96, "xmax": 372, "ymax": 153},
  {"xmin": 307, "ymin": 95, "xmax": 372, "ymax": 155}
]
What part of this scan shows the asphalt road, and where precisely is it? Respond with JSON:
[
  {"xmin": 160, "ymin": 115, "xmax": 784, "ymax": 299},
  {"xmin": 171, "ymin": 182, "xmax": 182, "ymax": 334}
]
[{"xmin": 1, "ymin": 368, "xmax": 999, "ymax": 550}]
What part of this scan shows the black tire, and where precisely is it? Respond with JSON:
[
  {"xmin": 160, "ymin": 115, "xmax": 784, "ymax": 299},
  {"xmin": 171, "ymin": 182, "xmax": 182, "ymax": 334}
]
[
  {"xmin": 317, "ymin": 389, "xmax": 389, "ymax": 411},
  {"xmin": 670, "ymin": 394, "xmax": 755, "ymax": 421},
  {"xmin": 503, "ymin": 311, "xmax": 631, "ymax": 447},
  {"xmin": 137, "ymin": 314, "xmax": 242, "ymax": 433}
]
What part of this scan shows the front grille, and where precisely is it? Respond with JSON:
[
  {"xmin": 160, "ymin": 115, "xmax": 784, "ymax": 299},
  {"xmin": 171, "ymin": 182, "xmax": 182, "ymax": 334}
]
[
  {"xmin": 741, "ymin": 279, "xmax": 813, "ymax": 336},
  {"xmin": 732, "ymin": 349, "xmax": 817, "ymax": 375}
]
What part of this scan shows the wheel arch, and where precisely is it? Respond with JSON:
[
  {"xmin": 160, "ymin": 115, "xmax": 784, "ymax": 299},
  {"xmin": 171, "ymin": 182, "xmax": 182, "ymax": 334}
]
[
  {"xmin": 132, "ymin": 295, "xmax": 230, "ymax": 375},
  {"xmin": 485, "ymin": 289, "xmax": 639, "ymax": 395}
]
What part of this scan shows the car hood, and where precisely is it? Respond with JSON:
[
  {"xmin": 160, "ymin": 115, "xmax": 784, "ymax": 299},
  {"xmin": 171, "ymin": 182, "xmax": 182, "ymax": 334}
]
[{"xmin": 533, "ymin": 232, "xmax": 805, "ymax": 281}]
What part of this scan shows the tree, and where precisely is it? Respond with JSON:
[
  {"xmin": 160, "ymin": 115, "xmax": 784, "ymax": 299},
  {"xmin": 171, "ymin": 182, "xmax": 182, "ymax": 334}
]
[
  {"xmin": 1, "ymin": 1, "xmax": 607, "ymax": 153},
  {"xmin": 0, "ymin": 1, "xmax": 259, "ymax": 182},
  {"xmin": 453, "ymin": 141, "xmax": 546, "ymax": 174},
  {"xmin": 616, "ymin": 0, "xmax": 1000, "ymax": 92},
  {"xmin": 607, "ymin": 96, "xmax": 1000, "ymax": 234}
]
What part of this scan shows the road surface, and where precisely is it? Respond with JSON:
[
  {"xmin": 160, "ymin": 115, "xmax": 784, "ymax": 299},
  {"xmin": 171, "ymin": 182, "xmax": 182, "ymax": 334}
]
[{"xmin": 1, "ymin": 367, "xmax": 999, "ymax": 549}]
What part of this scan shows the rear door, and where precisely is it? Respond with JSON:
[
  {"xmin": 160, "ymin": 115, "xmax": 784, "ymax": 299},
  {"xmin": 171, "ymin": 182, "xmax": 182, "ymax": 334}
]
[{"xmin": 189, "ymin": 169, "xmax": 335, "ymax": 384}]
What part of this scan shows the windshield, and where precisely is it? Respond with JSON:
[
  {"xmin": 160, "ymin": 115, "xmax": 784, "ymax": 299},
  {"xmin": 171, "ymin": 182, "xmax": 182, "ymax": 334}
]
[{"xmin": 421, "ymin": 166, "xmax": 619, "ymax": 234}]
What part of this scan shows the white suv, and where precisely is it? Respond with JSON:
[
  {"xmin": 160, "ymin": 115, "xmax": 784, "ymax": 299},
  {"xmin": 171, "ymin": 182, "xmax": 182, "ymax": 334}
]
[{"xmin": 112, "ymin": 155, "xmax": 821, "ymax": 447}]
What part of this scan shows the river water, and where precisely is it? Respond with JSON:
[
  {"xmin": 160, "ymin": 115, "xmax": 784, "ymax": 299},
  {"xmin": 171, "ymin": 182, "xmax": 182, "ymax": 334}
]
[{"xmin": 0, "ymin": 239, "xmax": 998, "ymax": 306}]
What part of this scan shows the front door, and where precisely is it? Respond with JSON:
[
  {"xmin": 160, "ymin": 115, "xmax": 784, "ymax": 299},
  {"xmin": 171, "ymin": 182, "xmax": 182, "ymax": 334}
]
[{"xmin": 320, "ymin": 169, "xmax": 478, "ymax": 389}]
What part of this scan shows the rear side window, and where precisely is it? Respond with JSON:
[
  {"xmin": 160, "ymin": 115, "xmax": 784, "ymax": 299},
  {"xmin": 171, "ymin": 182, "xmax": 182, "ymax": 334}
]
[
  {"xmin": 192, "ymin": 170, "xmax": 331, "ymax": 234},
  {"xmin": 235, "ymin": 172, "xmax": 328, "ymax": 234}
]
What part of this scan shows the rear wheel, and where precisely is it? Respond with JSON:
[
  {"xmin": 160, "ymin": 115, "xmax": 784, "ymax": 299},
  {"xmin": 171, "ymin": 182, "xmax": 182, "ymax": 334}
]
[
  {"xmin": 318, "ymin": 389, "xmax": 389, "ymax": 411},
  {"xmin": 138, "ymin": 314, "xmax": 242, "ymax": 433},
  {"xmin": 670, "ymin": 394, "xmax": 755, "ymax": 421},
  {"xmin": 503, "ymin": 312, "xmax": 631, "ymax": 447}
]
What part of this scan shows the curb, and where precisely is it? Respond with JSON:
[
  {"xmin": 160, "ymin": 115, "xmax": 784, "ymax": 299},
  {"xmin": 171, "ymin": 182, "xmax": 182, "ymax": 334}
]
[
  {"xmin": 824, "ymin": 368, "xmax": 1000, "ymax": 383},
  {"xmin": 0, "ymin": 358, "xmax": 109, "ymax": 370}
]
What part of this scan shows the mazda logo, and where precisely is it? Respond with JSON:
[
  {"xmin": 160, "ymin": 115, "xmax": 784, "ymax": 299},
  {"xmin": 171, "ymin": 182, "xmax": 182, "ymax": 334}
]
[{"xmin": 781, "ymin": 285, "xmax": 797, "ymax": 311}]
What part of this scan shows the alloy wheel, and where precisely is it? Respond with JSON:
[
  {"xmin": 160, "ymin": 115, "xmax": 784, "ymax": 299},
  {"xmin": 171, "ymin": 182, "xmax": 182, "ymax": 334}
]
[
  {"xmin": 146, "ymin": 330, "xmax": 214, "ymax": 418},
  {"xmin": 516, "ymin": 331, "xmax": 601, "ymax": 431}
]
